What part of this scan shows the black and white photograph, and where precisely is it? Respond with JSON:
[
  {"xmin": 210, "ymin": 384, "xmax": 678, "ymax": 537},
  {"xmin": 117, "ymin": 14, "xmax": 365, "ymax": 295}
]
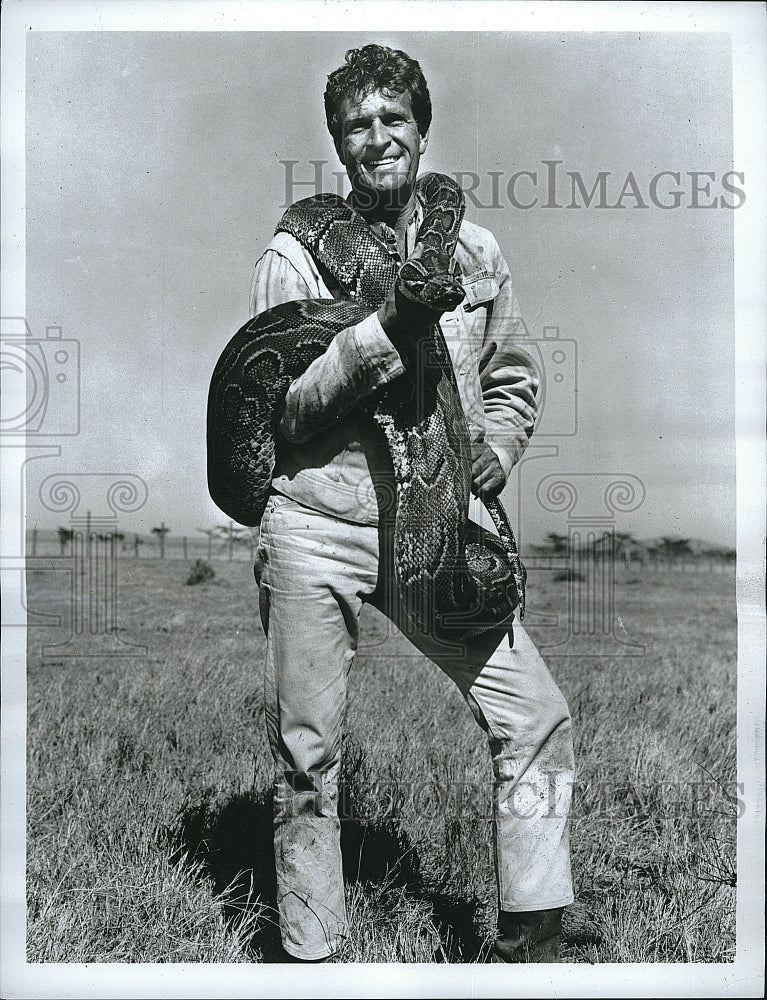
[{"xmin": 1, "ymin": 2, "xmax": 764, "ymax": 997}]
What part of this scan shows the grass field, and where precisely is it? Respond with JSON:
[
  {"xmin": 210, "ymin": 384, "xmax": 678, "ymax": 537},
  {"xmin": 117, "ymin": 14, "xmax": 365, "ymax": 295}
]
[{"xmin": 25, "ymin": 554, "xmax": 737, "ymax": 963}]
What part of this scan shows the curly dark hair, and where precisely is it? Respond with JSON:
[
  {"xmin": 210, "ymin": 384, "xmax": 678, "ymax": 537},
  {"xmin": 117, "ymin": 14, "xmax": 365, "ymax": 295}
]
[{"xmin": 324, "ymin": 44, "xmax": 432, "ymax": 146}]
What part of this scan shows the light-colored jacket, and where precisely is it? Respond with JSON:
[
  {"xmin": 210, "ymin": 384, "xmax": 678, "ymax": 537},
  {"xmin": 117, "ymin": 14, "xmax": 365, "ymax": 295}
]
[{"xmin": 249, "ymin": 205, "xmax": 540, "ymax": 525}]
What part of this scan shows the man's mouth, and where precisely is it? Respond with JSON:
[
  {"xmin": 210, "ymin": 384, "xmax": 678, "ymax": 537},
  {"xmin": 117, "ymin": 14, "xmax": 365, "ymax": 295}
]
[{"xmin": 364, "ymin": 155, "xmax": 402, "ymax": 170}]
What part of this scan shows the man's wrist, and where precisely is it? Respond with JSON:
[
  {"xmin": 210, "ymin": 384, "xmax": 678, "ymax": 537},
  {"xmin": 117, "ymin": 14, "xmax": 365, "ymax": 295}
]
[
  {"xmin": 377, "ymin": 299, "xmax": 399, "ymax": 338},
  {"xmin": 376, "ymin": 300, "xmax": 417, "ymax": 366},
  {"xmin": 484, "ymin": 440, "xmax": 518, "ymax": 479}
]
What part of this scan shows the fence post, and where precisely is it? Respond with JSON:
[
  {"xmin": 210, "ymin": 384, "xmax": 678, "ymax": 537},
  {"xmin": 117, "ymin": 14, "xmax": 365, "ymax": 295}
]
[{"xmin": 183, "ymin": 536, "xmax": 188, "ymax": 561}]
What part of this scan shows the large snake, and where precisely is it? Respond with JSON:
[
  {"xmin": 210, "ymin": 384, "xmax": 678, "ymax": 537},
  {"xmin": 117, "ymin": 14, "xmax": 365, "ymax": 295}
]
[{"xmin": 207, "ymin": 172, "xmax": 525, "ymax": 641}]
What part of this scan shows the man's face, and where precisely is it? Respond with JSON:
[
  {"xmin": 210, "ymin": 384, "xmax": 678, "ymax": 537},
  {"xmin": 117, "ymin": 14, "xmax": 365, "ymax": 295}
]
[{"xmin": 336, "ymin": 89, "xmax": 428, "ymax": 202}]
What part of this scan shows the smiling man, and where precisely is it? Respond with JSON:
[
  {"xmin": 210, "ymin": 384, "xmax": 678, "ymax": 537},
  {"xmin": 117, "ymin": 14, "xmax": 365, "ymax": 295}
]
[{"xmin": 249, "ymin": 44, "xmax": 575, "ymax": 963}]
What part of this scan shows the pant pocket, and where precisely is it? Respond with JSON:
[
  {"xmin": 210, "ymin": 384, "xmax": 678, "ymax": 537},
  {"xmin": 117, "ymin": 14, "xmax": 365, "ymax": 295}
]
[
  {"xmin": 254, "ymin": 546, "xmax": 267, "ymax": 586},
  {"xmin": 253, "ymin": 495, "xmax": 276, "ymax": 585}
]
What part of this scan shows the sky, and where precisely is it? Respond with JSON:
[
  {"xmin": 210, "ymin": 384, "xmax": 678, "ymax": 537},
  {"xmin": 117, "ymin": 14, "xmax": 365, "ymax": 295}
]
[{"xmin": 21, "ymin": 28, "xmax": 738, "ymax": 547}]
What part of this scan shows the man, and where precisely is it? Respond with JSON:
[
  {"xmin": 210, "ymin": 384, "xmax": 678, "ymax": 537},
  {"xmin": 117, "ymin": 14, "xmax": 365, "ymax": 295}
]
[{"xmin": 250, "ymin": 44, "xmax": 574, "ymax": 963}]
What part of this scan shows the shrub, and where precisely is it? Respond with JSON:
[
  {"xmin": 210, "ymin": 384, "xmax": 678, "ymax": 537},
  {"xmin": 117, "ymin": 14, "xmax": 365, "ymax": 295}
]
[{"xmin": 186, "ymin": 560, "xmax": 215, "ymax": 586}]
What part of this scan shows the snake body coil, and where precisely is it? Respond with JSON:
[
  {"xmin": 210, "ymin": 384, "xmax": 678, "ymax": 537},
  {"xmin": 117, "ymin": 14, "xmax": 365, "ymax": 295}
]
[{"xmin": 207, "ymin": 172, "xmax": 525, "ymax": 640}]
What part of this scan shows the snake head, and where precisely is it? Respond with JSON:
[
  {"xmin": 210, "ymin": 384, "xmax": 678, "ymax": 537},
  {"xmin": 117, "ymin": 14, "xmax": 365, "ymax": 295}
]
[{"xmin": 399, "ymin": 251, "xmax": 465, "ymax": 312}]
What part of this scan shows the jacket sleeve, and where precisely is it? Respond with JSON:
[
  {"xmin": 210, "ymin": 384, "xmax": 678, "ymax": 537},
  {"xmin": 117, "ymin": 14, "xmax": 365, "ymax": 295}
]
[
  {"xmin": 250, "ymin": 245, "xmax": 406, "ymax": 444},
  {"xmin": 479, "ymin": 238, "xmax": 540, "ymax": 475}
]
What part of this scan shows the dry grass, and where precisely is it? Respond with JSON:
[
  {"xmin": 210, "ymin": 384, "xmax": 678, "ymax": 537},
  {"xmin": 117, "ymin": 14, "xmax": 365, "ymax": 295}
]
[{"xmin": 25, "ymin": 557, "xmax": 736, "ymax": 963}]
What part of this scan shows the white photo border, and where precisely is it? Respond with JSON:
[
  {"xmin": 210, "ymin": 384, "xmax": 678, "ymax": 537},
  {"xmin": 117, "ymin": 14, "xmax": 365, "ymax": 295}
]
[{"xmin": 1, "ymin": 2, "xmax": 764, "ymax": 997}]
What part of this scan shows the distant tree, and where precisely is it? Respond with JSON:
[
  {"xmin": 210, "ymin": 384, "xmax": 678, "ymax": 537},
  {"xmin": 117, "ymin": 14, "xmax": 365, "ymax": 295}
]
[
  {"xmin": 614, "ymin": 532, "xmax": 642, "ymax": 564},
  {"xmin": 588, "ymin": 531, "xmax": 613, "ymax": 556},
  {"xmin": 700, "ymin": 546, "xmax": 736, "ymax": 565},
  {"xmin": 220, "ymin": 521, "xmax": 248, "ymax": 559},
  {"xmin": 614, "ymin": 531, "xmax": 638, "ymax": 547},
  {"xmin": 214, "ymin": 523, "xmax": 252, "ymax": 543},
  {"xmin": 198, "ymin": 524, "xmax": 258, "ymax": 561},
  {"xmin": 658, "ymin": 537, "xmax": 693, "ymax": 557},
  {"xmin": 152, "ymin": 523, "xmax": 170, "ymax": 558},
  {"xmin": 575, "ymin": 530, "xmax": 622, "ymax": 562},
  {"xmin": 544, "ymin": 532, "xmax": 570, "ymax": 556},
  {"xmin": 198, "ymin": 527, "xmax": 219, "ymax": 559},
  {"xmin": 57, "ymin": 526, "xmax": 74, "ymax": 555},
  {"xmin": 94, "ymin": 531, "xmax": 123, "ymax": 545},
  {"xmin": 648, "ymin": 536, "xmax": 693, "ymax": 570}
]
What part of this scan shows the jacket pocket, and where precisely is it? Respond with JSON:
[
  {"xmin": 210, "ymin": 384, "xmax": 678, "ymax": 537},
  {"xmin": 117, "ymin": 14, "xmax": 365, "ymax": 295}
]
[{"xmin": 462, "ymin": 272, "xmax": 500, "ymax": 311}]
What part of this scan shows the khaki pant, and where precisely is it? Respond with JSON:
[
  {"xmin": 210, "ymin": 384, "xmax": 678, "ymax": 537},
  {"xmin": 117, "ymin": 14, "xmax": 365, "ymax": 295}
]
[{"xmin": 256, "ymin": 492, "xmax": 574, "ymax": 960}]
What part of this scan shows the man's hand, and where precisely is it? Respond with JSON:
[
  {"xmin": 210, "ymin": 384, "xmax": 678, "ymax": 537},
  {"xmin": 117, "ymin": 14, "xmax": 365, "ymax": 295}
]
[
  {"xmin": 377, "ymin": 282, "xmax": 443, "ymax": 342},
  {"xmin": 377, "ymin": 245, "xmax": 463, "ymax": 352},
  {"xmin": 471, "ymin": 441, "xmax": 506, "ymax": 500}
]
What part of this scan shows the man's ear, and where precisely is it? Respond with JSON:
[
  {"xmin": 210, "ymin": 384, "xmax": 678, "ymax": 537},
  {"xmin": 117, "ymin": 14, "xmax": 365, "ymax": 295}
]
[{"xmin": 418, "ymin": 130, "xmax": 429, "ymax": 156}]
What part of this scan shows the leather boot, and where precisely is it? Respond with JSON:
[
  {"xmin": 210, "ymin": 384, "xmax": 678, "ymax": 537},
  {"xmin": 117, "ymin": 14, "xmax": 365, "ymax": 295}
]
[{"xmin": 491, "ymin": 907, "xmax": 564, "ymax": 962}]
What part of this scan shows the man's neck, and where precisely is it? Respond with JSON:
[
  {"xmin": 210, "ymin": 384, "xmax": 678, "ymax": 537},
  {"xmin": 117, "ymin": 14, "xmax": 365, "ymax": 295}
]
[
  {"xmin": 351, "ymin": 186, "xmax": 419, "ymax": 260},
  {"xmin": 351, "ymin": 186, "xmax": 417, "ymax": 234}
]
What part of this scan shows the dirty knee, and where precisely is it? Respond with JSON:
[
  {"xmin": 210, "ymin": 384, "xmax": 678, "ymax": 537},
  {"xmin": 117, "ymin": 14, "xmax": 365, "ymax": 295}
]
[{"xmin": 275, "ymin": 766, "xmax": 340, "ymax": 821}]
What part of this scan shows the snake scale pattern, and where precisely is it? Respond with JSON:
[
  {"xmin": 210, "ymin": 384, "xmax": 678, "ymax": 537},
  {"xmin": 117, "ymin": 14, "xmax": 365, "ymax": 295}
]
[{"xmin": 207, "ymin": 172, "xmax": 525, "ymax": 640}]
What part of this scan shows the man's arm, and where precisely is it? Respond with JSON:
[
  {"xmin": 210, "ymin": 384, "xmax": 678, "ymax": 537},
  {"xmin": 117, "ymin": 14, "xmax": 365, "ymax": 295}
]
[
  {"xmin": 475, "ymin": 237, "xmax": 540, "ymax": 494},
  {"xmin": 250, "ymin": 243, "xmax": 408, "ymax": 443}
]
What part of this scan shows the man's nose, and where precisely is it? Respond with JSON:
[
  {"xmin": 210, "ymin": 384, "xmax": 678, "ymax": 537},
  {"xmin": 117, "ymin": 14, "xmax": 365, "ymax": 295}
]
[{"xmin": 367, "ymin": 118, "xmax": 391, "ymax": 149}]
